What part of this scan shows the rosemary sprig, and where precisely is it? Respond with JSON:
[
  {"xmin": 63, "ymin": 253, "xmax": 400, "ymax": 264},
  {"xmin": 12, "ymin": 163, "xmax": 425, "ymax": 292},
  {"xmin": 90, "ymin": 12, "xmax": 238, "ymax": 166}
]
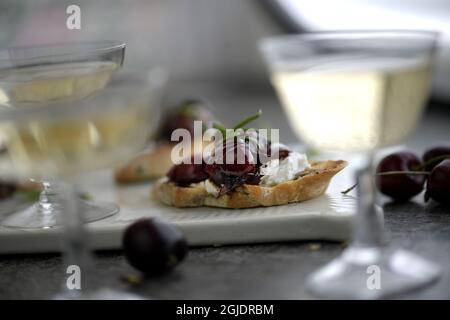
[
  {"xmin": 211, "ymin": 110, "xmax": 263, "ymax": 141},
  {"xmin": 233, "ymin": 110, "xmax": 262, "ymax": 130}
]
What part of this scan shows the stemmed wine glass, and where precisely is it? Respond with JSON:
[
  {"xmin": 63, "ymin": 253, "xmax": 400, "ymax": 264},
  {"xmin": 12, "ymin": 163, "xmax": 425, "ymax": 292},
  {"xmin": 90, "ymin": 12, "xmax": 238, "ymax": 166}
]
[
  {"xmin": 0, "ymin": 71, "xmax": 162, "ymax": 299},
  {"xmin": 260, "ymin": 31, "xmax": 441, "ymax": 299},
  {"xmin": 0, "ymin": 42, "xmax": 125, "ymax": 228}
]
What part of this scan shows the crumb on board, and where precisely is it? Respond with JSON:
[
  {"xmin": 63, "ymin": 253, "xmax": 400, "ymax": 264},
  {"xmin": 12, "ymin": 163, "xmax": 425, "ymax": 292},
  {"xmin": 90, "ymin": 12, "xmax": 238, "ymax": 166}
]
[{"xmin": 120, "ymin": 274, "xmax": 144, "ymax": 285}]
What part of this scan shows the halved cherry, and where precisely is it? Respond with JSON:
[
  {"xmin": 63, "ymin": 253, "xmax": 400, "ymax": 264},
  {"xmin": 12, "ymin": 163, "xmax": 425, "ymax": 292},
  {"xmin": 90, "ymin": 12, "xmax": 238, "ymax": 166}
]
[{"xmin": 167, "ymin": 156, "xmax": 208, "ymax": 186}]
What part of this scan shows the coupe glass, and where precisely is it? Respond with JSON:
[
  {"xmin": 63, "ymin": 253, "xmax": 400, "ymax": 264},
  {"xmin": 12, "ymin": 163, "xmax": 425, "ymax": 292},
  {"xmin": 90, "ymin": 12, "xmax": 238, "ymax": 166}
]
[
  {"xmin": 0, "ymin": 72, "xmax": 161, "ymax": 299},
  {"xmin": 0, "ymin": 41, "xmax": 125, "ymax": 228},
  {"xmin": 260, "ymin": 31, "xmax": 441, "ymax": 299}
]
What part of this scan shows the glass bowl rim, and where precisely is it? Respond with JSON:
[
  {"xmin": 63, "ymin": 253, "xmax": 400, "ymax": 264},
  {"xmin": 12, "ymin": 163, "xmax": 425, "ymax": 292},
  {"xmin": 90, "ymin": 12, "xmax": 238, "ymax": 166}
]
[
  {"xmin": 0, "ymin": 71, "xmax": 162, "ymax": 122},
  {"xmin": 0, "ymin": 40, "xmax": 126, "ymax": 65},
  {"xmin": 259, "ymin": 29, "xmax": 440, "ymax": 51}
]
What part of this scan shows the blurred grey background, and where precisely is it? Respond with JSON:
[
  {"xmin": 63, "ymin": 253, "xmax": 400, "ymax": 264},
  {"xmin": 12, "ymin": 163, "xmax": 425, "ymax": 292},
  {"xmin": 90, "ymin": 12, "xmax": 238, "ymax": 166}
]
[
  {"xmin": 0, "ymin": 0, "xmax": 293, "ymax": 138},
  {"xmin": 0, "ymin": 0, "xmax": 449, "ymax": 144},
  {"xmin": 0, "ymin": 0, "xmax": 282, "ymax": 85}
]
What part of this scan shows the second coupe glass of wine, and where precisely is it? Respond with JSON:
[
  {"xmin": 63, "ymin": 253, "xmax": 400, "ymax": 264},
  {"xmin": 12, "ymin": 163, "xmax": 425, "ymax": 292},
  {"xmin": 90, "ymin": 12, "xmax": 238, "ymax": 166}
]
[
  {"xmin": 260, "ymin": 31, "xmax": 440, "ymax": 298},
  {"xmin": 0, "ymin": 41, "xmax": 125, "ymax": 228},
  {"xmin": 0, "ymin": 71, "xmax": 160, "ymax": 298}
]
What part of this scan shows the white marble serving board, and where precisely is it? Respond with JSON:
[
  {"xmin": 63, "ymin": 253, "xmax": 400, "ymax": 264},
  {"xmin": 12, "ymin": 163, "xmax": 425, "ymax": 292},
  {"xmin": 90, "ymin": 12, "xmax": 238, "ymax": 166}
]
[{"xmin": 0, "ymin": 159, "xmax": 358, "ymax": 254}]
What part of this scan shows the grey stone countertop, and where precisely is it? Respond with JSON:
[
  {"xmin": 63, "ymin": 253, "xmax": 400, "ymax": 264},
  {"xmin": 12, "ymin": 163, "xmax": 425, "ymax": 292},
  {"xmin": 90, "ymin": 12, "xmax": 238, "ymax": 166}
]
[{"xmin": 0, "ymin": 89, "xmax": 449, "ymax": 299}]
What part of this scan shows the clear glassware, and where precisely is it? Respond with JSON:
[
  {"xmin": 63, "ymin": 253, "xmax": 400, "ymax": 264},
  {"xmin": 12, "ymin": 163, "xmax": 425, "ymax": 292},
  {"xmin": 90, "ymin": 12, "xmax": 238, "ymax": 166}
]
[
  {"xmin": 0, "ymin": 71, "xmax": 162, "ymax": 299},
  {"xmin": 0, "ymin": 41, "xmax": 125, "ymax": 228},
  {"xmin": 260, "ymin": 31, "xmax": 441, "ymax": 299}
]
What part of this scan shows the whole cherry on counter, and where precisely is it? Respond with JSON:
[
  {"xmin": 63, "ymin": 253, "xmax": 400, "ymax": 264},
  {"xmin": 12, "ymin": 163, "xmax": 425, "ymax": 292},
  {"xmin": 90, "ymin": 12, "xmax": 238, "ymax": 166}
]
[
  {"xmin": 376, "ymin": 152, "xmax": 426, "ymax": 201},
  {"xmin": 425, "ymin": 159, "xmax": 450, "ymax": 205},
  {"xmin": 123, "ymin": 218, "xmax": 188, "ymax": 275},
  {"xmin": 422, "ymin": 145, "xmax": 450, "ymax": 171}
]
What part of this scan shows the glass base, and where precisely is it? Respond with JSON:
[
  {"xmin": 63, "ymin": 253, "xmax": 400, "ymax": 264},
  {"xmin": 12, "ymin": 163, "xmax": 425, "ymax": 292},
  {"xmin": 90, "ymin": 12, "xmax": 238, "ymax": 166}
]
[
  {"xmin": 307, "ymin": 246, "xmax": 441, "ymax": 299},
  {"xmin": 1, "ymin": 200, "xmax": 118, "ymax": 229},
  {"xmin": 53, "ymin": 288, "xmax": 146, "ymax": 300}
]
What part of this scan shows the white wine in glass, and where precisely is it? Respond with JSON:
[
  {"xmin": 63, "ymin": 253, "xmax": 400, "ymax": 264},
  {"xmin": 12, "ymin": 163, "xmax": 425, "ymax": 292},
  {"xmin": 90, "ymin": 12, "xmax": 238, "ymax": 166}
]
[
  {"xmin": 0, "ymin": 42, "xmax": 125, "ymax": 228},
  {"xmin": 0, "ymin": 86, "xmax": 150, "ymax": 178},
  {"xmin": 260, "ymin": 31, "xmax": 440, "ymax": 299},
  {"xmin": 0, "ymin": 60, "xmax": 118, "ymax": 106},
  {"xmin": 0, "ymin": 73, "xmax": 161, "ymax": 299},
  {"xmin": 272, "ymin": 57, "xmax": 431, "ymax": 151}
]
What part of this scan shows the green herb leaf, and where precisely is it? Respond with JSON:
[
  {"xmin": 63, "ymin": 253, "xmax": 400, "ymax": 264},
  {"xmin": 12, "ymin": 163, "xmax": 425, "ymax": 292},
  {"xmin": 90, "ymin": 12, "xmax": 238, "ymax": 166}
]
[
  {"xmin": 233, "ymin": 110, "xmax": 262, "ymax": 130},
  {"xmin": 19, "ymin": 189, "xmax": 41, "ymax": 202},
  {"xmin": 120, "ymin": 274, "xmax": 144, "ymax": 285},
  {"xmin": 211, "ymin": 110, "xmax": 263, "ymax": 141},
  {"xmin": 79, "ymin": 192, "xmax": 94, "ymax": 201},
  {"xmin": 178, "ymin": 101, "xmax": 199, "ymax": 118}
]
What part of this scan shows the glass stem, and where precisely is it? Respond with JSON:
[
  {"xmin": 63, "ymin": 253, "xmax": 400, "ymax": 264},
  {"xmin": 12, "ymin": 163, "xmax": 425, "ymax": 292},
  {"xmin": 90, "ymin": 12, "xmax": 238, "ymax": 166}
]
[
  {"xmin": 59, "ymin": 179, "xmax": 93, "ymax": 297},
  {"xmin": 352, "ymin": 155, "xmax": 384, "ymax": 247},
  {"xmin": 38, "ymin": 180, "xmax": 62, "ymax": 215}
]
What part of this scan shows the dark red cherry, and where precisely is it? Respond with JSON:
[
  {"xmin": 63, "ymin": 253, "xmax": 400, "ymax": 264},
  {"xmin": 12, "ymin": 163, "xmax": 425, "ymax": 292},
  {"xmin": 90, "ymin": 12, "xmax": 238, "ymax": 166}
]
[
  {"xmin": 0, "ymin": 180, "xmax": 16, "ymax": 200},
  {"xmin": 425, "ymin": 159, "xmax": 450, "ymax": 205},
  {"xmin": 203, "ymin": 136, "xmax": 258, "ymax": 194},
  {"xmin": 376, "ymin": 152, "xmax": 426, "ymax": 201},
  {"xmin": 167, "ymin": 158, "xmax": 208, "ymax": 186},
  {"xmin": 123, "ymin": 218, "xmax": 188, "ymax": 275},
  {"xmin": 423, "ymin": 145, "xmax": 450, "ymax": 171},
  {"xmin": 278, "ymin": 147, "xmax": 291, "ymax": 160},
  {"xmin": 158, "ymin": 99, "xmax": 213, "ymax": 141},
  {"xmin": 216, "ymin": 136, "xmax": 256, "ymax": 176},
  {"xmin": 163, "ymin": 116, "xmax": 196, "ymax": 137},
  {"xmin": 266, "ymin": 143, "xmax": 291, "ymax": 162},
  {"xmin": 221, "ymin": 160, "xmax": 256, "ymax": 176}
]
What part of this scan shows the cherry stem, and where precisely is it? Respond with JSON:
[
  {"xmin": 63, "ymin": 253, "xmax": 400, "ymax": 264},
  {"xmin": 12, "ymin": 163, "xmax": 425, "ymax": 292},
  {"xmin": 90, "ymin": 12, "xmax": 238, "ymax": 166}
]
[
  {"xmin": 414, "ymin": 154, "xmax": 450, "ymax": 170},
  {"xmin": 376, "ymin": 170, "xmax": 430, "ymax": 176},
  {"xmin": 341, "ymin": 183, "xmax": 358, "ymax": 195},
  {"xmin": 341, "ymin": 170, "xmax": 430, "ymax": 195}
]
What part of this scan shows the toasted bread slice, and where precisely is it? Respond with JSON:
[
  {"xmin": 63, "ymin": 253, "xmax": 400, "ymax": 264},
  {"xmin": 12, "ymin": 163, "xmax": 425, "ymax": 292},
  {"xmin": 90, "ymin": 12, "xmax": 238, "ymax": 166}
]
[
  {"xmin": 115, "ymin": 140, "xmax": 213, "ymax": 184},
  {"xmin": 114, "ymin": 144, "xmax": 174, "ymax": 184},
  {"xmin": 153, "ymin": 160, "xmax": 347, "ymax": 209}
]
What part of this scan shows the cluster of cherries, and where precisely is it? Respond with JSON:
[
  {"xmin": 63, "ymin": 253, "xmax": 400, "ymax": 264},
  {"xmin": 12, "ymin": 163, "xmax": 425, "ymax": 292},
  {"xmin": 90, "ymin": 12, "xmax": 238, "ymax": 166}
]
[
  {"xmin": 123, "ymin": 110, "xmax": 281, "ymax": 275},
  {"xmin": 122, "ymin": 101, "xmax": 449, "ymax": 275},
  {"xmin": 168, "ymin": 134, "xmax": 290, "ymax": 195},
  {"xmin": 167, "ymin": 110, "xmax": 290, "ymax": 195},
  {"xmin": 376, "ymin": 145, "xmax": 450, "ymax": 205}
]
